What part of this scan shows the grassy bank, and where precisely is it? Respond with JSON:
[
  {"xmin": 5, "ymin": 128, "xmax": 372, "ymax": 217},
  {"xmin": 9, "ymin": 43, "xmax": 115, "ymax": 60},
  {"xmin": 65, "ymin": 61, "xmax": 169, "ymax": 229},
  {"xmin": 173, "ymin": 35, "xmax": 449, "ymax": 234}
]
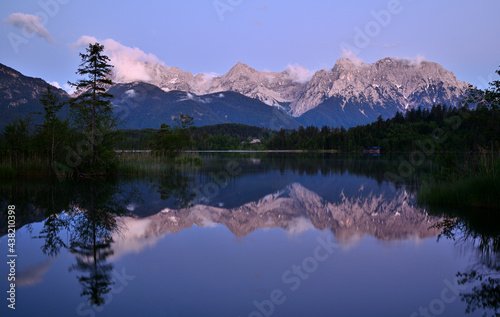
[
  {"xmin": 418, "ymin": 174, "xmax": 500, "ymax": 209},
  {"xmin": 0, "ymin": 156, "xmax": 54, "ymax": 178},
  {"xmin": 0, "ymin": 152, "xmax": 202, "ymax": 178},
  {"xmin": 418, "ymin": 152, "xmax": 500, "ymax": 209},
  {"xmin": 114, "ymin": 152, "xmax": 202, "ymax": 175}
]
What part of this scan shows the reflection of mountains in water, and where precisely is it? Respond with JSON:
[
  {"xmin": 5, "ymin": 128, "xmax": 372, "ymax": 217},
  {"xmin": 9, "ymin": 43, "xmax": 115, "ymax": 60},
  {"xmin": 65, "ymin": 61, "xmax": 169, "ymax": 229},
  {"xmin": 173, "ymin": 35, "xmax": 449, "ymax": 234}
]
[{"xmin": 114, "ymin": 183, "xmax": 442, "ymax": 255}]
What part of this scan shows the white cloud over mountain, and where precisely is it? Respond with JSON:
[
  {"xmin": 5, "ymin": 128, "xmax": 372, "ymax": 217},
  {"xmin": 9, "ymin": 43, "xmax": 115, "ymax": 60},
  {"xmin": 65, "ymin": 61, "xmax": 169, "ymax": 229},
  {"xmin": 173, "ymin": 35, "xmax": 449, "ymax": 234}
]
[
  {"xmin": 285, "ymin": 64, "xmax": 315, "ymax": 84},
  {"xmin": 75, "ymin": 35, "xmax": 166, "ymax": 83}
]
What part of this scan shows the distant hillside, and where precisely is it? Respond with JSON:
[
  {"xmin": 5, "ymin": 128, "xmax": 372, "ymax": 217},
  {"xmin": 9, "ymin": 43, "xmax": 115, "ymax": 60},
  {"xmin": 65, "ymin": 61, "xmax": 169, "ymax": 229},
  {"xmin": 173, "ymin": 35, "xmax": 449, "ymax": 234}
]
[
  {"xmin": 108, "ymin": 82, "xmax": 301, "ymax": 130},
  {"xmin": 195, "ymin": 123, "xmax": 275, "ymax": 139},
  {"xmin": 117, "ymin": 123, "xmax": 275, "ymax": 150},
  {"xmin": 0, "ymin": 63, "xmax": 69, "ymax": 130}
]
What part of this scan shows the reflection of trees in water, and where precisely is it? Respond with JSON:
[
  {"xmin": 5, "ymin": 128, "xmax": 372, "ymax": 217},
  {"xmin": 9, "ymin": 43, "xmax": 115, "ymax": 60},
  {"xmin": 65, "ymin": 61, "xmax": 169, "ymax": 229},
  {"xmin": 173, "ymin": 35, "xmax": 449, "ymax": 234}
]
[
  {"xmin": 65, "ymin": 181, "xmax": 130, "ymax": 306},
  {"xmin": 151, "ymin": 167, "xmax": 196, "ymax": 209},
  {"xmin": 432, "ymin": 210, "xmax": 500, "ymax": 317},
  {"xmin": 198, "ymin": 152, "xmax": 432, "ymax": 189},
  {"xmin": 24, "ymin": 179, "xmax": 135, "ymax": 306},
  {"xmin": 1, "ymin": 172, "xmax": 193, "ymax": 306}
]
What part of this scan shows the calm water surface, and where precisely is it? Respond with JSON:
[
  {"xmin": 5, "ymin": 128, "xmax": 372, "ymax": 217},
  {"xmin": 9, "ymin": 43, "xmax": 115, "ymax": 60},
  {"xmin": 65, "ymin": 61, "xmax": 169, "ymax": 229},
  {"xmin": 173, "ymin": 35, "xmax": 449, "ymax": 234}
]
[{"xmin": 0, "ymin": 153, "xmax": 497, "ymax": 317}]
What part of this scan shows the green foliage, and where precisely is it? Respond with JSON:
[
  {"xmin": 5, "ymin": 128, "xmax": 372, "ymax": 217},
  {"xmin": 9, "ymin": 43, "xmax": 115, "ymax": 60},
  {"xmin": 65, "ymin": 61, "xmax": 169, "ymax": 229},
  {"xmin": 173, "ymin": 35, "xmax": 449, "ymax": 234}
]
[
  {"xmin": 116, "ymin": 152, "xmax": 202, "ymax": 176},
  {"xmin": 419, "ymin": 173, "xmax": 500, "ymax": 209},
  {"xmin": 68, "ymin": 42, "xmax": 118, "ymax": 174},
  {"xmin": 1, "ymin": 116, "xmax": 34, "ymax": 165},
  {"xmin": 0, "ymin": 165, "xmax": 16, "ymax": 178},
  {"xmin": 191, "ymin": 123, "xmax": 273, "ymax": 150},
  {"xmin": 116, "ymin": 129, "xmax": 157, "ymax": 150},
  {"xmin": 152, "ymin": 114, "xmax": 196, "ymax": 158},
  {"xmin": 36, "ymin": 85, "xmax": 71, "ymax": 170},
  {"xmin": 267, "ymin": 104, "xmax": 500, "ymax": 152}
]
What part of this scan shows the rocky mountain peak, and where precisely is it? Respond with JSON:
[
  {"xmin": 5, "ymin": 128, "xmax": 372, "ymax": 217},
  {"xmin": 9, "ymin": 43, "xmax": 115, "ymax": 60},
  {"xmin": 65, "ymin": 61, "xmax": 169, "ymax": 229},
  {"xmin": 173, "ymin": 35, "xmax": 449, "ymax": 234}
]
[
  {"xmin": 290, "ymin": 57, "xmax": 469, "ymax": 117},
  {"xmin": 0, "ymin": 55, "xmax": 471, "ymax": 129},
  {"xmin": 227, "ymin": 61, "xmax": 255, "ymax": 74},
  {"xmin": 332, "ymin": 57, "xmax": 365, "ymax": 70},
  {"xmin": 221, "ymin": 62, "xmax": 259, "ymax": 83},
  {"xmin": 105, "ymin": 56, "xmax": 469, "ymax": 121}
]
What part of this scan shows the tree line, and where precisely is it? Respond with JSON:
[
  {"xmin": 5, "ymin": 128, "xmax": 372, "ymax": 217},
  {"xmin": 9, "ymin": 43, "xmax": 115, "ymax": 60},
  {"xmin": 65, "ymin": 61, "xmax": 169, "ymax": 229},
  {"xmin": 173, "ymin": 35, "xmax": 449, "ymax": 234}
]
[
  {"xmin": 267, "ymin": 103, "xmax": 499, "ymax": 152},
  {"xmin": 1, "ymin": 47, "xmax": 499, "ymax": 177},
  {"xmin": 0, "ymin": 42, "xmax": 196, "ymax": 177},
  {"xmin": 116, "ymin": 102, "xmax": 500, "ymax": 153}
]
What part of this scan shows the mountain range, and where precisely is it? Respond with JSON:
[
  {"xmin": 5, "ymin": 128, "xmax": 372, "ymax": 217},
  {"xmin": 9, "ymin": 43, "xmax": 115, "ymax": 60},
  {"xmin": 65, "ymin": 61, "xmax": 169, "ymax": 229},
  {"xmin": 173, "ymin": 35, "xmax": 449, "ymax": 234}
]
[{"xmin": 0, "ymin": 57, "xmax": 469, "ymax": 130}]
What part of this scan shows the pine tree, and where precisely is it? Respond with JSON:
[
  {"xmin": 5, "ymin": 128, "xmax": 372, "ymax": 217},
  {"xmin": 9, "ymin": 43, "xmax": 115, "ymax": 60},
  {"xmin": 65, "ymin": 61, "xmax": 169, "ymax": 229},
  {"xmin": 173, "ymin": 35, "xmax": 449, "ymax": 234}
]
[{"xmin": 68, "ymin": 42, "xmax": 116, "ymax": 173}]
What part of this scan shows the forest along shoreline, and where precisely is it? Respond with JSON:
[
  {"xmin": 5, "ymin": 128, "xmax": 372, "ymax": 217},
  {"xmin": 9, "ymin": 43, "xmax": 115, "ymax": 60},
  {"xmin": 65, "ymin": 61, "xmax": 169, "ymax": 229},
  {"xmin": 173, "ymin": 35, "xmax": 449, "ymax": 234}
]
[{"xmin": 0, "ymin": 42, "xmax": 499, "ymax": 210}]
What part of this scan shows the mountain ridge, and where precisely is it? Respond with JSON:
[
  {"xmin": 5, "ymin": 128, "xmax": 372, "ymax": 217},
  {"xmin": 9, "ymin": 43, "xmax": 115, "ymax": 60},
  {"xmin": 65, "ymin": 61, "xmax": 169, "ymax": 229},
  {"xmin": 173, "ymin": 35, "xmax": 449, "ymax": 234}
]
[
  {"xmin": 0, "ymin": 63, "xmax": 70, "ymax": 129},
  {"xmin": 113, "ymin": 57, "xmax": 469, "ymax": 118},
  {"xmin": 0, "ymin": 57, "xmax": 470, "ymax": 130}
]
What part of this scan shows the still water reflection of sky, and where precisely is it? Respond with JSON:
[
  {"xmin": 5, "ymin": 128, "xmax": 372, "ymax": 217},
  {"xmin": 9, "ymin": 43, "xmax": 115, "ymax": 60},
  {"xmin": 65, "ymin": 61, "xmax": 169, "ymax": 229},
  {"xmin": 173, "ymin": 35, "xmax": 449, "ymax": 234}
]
[{"xmin": 0, "ymin": 154, "xmax": 484, "ymax": 317}]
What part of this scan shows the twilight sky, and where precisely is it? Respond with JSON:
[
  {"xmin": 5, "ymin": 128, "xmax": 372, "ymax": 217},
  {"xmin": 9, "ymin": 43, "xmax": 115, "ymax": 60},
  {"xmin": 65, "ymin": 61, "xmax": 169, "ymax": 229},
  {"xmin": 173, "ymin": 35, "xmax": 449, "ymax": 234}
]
[{"xmin": 1, "ymin": 0, "xmax": 499, "ymax": 92}]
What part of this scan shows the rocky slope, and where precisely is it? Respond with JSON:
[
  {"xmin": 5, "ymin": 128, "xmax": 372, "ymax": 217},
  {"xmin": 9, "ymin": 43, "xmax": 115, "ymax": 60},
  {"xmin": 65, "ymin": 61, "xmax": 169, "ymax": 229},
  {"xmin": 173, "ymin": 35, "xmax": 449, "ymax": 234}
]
[
  {"xmin": 108, "ymin": 82, "xmax": 300, "ymax": 129},
  {"xmin": 119, "ymin": 57, "xmax": 469, "ymax": 119},
  {"xmin": 0, "ymin": 57, "xmax": 470, "ymax": 129},
  {"xmin": 133, "ymin": 61, "xmax": 308, "ymax": 112},
  {"xmin": 295, "ymin": 57, "xmax": 468, "ymax": 117},
  {"xmin": 0, "ymin": 63, "xmax": 69, "ymax": 129}
]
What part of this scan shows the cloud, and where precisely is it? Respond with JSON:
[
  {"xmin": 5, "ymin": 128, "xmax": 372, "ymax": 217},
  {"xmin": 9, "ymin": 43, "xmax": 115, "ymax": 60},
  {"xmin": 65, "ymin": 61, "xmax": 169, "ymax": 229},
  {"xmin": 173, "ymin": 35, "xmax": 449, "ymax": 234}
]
[
  {"xmin": 16, "ymin": 258, "xmax": 54, "ymax": 287},
  {"xmin": 340, "ymin": 48, "xmax": 365, "ymax": 67},
  {"xmin": 285, "ymin": 64, "xmax": 315, "ymax": 84},
  {"xmin": 49, "ymin": 81, "xmax": 61, "ymax": 89},
  {"xmin": 286, "ymin": 217, "xmax": 315, "ymax": 235},
  {"xmin": 63, "ymin": 83, "xmax": 76, "ymax": 95},
  {"xmin": 49, "ymin": 80, "xmax": 75, "ymax": 94},
  {"xmin": 178, "ymin": 92, "xmax": 195, "ymax": 102},
  {"xmin": 192, "ymin": 72, "xmax": 218, "ymax": 93},
  {"xmin": 3, "ymin": 13, "xmax": 55, "ymax": 43},
  {"xmin": 408, "ymin": 54, "xmax": 426, "ymax": 67},
  {"xmin": 74, "ymin": 35, "xmax": 165, "ymax": 83}
]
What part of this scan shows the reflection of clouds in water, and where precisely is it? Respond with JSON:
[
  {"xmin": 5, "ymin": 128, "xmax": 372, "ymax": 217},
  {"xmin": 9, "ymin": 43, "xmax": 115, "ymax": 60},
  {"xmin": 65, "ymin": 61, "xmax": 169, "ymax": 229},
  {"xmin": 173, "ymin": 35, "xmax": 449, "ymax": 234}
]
[
  {"xmin": 336, "ymin": 233, "xmax": 363, "ymax": 251},
  {"xmin": 110, "ymin": 217, "xmax": 159, "ymax": 261},
  {"xmin": 286, "ymin": 217, "xmax": 315, "ymax": 235},
  {"xmin": 17, "ymin": 258, "xmax": 54, "ymax": 287},
  {"xmin": 191, "ymin": 208, "xmax": 218, "ymax": 228}
]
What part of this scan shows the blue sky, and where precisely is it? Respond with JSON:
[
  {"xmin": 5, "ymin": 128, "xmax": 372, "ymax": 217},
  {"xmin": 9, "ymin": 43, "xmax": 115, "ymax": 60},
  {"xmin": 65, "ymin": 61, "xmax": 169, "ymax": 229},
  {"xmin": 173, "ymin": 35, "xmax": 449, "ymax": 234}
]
[{"xmin": 1, "ymin": 0, "xmax": 499, "ymax": 91}]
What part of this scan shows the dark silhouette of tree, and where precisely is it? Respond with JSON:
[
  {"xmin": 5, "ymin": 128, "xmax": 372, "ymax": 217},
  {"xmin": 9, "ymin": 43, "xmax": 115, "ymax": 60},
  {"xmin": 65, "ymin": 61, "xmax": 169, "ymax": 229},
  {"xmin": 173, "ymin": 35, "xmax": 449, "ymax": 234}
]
[
  {"xmin": 152, "ymin": 167, "xmax": 196, "ymax": 209},
  {"xmin": 2, "ymin": 117, "xmax": 33, "ymax": 166},
  {"xmin": 37, "ymin": 85, "xmax": 69, "ymax": 170},
  {"xmin": 431, "ymin": 211, "xmax": 500, "ymax": 317},
  {"xmin": 27, "ymin": 179, "xmax": 136, "ymax": 306},
  {"xmin": 66, "ymin": 181, "xmax": 129, "ymax": 306},
  {"xmin": 68, "ymin": 42, "xmax": 117, "ymax": 173},
  {"xmin": 153, "ymin": 113, "xmax": 196, "ymax": 157}
]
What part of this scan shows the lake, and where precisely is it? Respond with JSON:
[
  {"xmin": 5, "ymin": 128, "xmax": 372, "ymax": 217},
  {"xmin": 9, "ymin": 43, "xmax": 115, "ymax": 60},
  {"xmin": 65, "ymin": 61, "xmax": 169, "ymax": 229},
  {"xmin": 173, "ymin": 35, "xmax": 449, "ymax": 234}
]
[{"xmin": 1, "ymin": 153, "xmax": 497, "ymax": 317}]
